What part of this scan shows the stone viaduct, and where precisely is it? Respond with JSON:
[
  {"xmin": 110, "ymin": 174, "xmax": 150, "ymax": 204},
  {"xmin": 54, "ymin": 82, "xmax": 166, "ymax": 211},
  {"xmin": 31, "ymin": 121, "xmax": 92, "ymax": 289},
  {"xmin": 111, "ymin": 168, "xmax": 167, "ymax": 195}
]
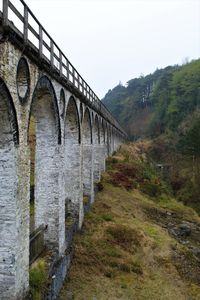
[{"xmin": 0, "ymin": 0, "xmax": 126, "ymax": 299}]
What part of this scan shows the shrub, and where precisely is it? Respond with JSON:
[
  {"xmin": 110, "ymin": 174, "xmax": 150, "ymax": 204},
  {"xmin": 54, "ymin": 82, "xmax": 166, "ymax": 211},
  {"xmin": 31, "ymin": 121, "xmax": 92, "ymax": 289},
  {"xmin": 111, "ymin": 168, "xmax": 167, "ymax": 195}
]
[
  {"xmin": 141, "ymin": 181, "xmax": 161, "ymax": 197},
  {"xmin": 107, "ymin": 224, "xmax": 141, "ymax": 252},
  {"xmin": 101, "ymin": 214, "xmax": 113, "ymax": 222},
  {"xmin": 29, "ymin": 260, "xmax": 48, "ymax": 300}
]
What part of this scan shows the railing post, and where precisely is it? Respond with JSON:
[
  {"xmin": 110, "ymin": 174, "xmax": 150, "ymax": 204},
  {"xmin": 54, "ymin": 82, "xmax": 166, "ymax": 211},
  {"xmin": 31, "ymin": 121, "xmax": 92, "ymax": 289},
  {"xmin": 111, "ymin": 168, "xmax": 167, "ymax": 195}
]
[
  {"xmin": 3, "ymin": 0, "xmax": 9, "ymax": 26},
  {"xmin": 72, "ymin": 68, "xmax": 75, "ymax": 86},
  {"xmin": 66, "ymin": 59, "xmax": 69, "ymax": 80},
  {"xmin": 39, "ymin": 25, "xmax": 43, "ymax": 58},
  {"xmin": 59, "ymin": 51, "xmax": 62, "ymax": 76},
  {"xmin": 78, "ymin": 74, "xmax": 80, "ymax": 91},
  {"xmin": 50, "ymin": 39, "xmax": 54, "ymax": 67},
  {"xmin": 24, "ymin": 4, "xmax": 28, "ymax": 43}
]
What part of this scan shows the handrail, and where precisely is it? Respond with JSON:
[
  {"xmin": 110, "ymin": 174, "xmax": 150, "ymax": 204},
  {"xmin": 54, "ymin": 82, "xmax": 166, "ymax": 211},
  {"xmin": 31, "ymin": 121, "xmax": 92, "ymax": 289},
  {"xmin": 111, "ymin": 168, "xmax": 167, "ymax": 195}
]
[{"xmin": 0, "ymin": 0, "xmax": 127, "ymax": 137}]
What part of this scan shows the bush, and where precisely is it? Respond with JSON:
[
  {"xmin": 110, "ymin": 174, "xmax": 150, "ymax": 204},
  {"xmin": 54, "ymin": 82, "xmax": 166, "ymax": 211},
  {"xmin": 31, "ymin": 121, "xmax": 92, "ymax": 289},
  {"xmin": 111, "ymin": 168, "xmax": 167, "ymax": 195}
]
[
  {"xmin": 107, "ymin": 224, "xmax": 141, "ymax": 252},
  {"xmin": 141, "ymin": 181, "xmax": 161, "ymax": 197},
  {"xmin": 101, "ymin": 214, "xmax": 113, "ymax": 222},
  {"xmin": 30, "ymin": 260, "xmax": 48, "ymax": 300}
]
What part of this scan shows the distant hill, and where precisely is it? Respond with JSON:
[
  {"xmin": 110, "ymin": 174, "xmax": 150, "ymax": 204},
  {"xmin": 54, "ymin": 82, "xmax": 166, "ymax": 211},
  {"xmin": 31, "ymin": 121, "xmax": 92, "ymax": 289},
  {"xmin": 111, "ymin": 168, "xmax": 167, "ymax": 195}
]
[{"xmin": 102, "ymin": 59, "xmax": 200, "ymax": 140}]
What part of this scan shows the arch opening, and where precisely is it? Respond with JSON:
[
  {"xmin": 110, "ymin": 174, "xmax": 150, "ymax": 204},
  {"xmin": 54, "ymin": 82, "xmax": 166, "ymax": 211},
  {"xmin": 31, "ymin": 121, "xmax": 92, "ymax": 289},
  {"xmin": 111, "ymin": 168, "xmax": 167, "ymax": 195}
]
[
  {"xmin": 28, "ymin": 76, "xmax": 61, "ymax": 251},
  {"xmin": 0, "ymin": 80, "xmax": 19, "ymax": 297},
  {"xmin": 99, "ymin": 119, "xmax": 106, "ymax": 173},
  {"xmin": 64, "ymin": 97, "xmax": 82, "ymax": 227},
  {"xmin": 82, "ymin": 108, "xmax": 94, "ymax": 209},
  {"xmin": 60, "ymin": 88, "xmax": 65, "ymax": 119},
  {"xmin": 93, "ymin": 115, "xmax": 101, "ymax": 182},
  {"xmin": 17, "ymin": 57, "xmax": 30, "ymax": 104}
]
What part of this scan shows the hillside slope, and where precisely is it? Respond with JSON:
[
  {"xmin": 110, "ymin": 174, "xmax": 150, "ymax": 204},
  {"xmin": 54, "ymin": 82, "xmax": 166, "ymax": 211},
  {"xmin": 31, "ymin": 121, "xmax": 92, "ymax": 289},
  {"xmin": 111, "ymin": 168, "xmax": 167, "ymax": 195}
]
[
  {"xmin": 102, "ymin": 59, "xmax": 200, "ymax": 139},
  {"xmin": 59, "ymin": 143, "xmax": 200, "ymax": 300}
]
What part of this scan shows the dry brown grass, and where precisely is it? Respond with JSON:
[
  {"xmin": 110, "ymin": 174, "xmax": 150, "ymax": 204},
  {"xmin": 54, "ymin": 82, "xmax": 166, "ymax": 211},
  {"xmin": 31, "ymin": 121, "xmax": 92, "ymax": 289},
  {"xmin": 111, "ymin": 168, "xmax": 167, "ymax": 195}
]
[{"xmin": 59, "ymin": 143, "xmax": 200, "ymax": 300}]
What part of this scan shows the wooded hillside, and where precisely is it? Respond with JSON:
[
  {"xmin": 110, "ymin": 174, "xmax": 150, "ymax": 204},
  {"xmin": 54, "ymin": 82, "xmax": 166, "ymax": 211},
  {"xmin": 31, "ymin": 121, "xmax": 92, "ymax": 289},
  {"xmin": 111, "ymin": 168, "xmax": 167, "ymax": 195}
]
[{"xmin": 102, "ymin": 59, "xmax": 200, "ymax": 140}]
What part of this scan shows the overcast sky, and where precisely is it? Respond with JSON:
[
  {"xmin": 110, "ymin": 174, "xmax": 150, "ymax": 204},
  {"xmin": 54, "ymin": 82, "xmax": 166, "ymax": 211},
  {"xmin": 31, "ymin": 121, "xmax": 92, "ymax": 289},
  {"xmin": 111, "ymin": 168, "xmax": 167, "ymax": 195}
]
[{"xmin": 9, "ymin": 0, "xmax": 200, "ymax": 98}]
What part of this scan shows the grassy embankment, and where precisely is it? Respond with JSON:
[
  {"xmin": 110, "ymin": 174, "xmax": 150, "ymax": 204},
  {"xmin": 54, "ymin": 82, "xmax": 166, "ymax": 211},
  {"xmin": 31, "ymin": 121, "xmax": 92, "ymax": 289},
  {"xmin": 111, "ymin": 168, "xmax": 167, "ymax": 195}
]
[{"xmin": 59, "ymin": 141, "xmax": 200, "ymax": 300}]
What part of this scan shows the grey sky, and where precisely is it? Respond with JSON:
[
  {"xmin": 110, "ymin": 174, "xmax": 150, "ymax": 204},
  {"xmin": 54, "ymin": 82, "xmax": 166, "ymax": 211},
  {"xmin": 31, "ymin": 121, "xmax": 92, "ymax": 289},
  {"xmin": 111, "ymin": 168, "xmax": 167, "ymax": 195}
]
[{"xmin": 12, "ymin": 0, "xmax": 200, "ymax": 98}]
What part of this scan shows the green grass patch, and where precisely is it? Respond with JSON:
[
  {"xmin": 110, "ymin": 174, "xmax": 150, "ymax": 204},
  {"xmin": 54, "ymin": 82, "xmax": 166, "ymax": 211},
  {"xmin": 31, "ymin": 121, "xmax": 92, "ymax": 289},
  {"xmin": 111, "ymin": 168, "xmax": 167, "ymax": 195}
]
[
  {"xmin": 100, "ymin": 214, "xmax": 113, "ymax": 222},
  {"xmin": 29, "ymin": 259, "xmax": 48, "ymax": 300},
  {"xmin": 143, "ymin": 223, "xmax": 164, "ymax": 247}
]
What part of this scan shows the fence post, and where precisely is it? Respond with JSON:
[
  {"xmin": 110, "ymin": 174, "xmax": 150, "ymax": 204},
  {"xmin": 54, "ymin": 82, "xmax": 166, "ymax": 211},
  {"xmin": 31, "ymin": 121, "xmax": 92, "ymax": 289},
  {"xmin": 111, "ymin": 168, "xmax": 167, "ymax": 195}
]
[
  {"xmin": 39, "ymin": 25, "xmax": 43, "ymax": 58},
  {"xmin": 50, "ymin": 39, "xmax": 54, "ymax": 67},
  {"xmin": 3, "ymin": 0, "xmax": 9, "ymax": 26},
  {"xmin": 59, "ymin": 51, "xmax": 62, "ymax": 76},
  {"xmin": 24, "ymin": 4, "xmax": 28, "ymax": 43}
]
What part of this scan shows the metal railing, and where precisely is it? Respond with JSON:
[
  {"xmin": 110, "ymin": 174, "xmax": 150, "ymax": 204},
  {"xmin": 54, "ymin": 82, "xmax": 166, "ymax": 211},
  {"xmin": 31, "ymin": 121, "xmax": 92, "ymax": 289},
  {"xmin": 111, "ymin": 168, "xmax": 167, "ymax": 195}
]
[
  {"xmin": 0, "ymin": 0, "xmax": 127, "ymax": 136},
  {"xmin": 29, "ymin": 224, "xmax": 47, "ymax": 265}
]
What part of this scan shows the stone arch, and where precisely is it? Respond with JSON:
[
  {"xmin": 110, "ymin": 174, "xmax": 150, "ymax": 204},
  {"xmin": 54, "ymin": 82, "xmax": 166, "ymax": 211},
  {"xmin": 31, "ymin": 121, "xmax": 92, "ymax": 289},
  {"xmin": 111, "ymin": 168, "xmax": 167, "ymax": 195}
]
[
  {"xmin": 99, "ymin": 119, "xmax": 106, "ymax": 173},
  {"xmin": 82, "ymin": 107, "xmax": 92, "ymax": 144},
  {"xmin": 64, "ymin": 96, "xmax": 83, "ymax": 226},
  {"xmin": 82, "ymin": 107, "xmax": 94, "ymax": 206},
  {"xmin": 28, "ymin": 75, "xmax": 61, "ymax": 144},
  {"xmin": 107, "ymin": 123, "xmax": 111, "ymax": 156},
  {"xmin": 111, "ymin": 126, "xmax": 115, "ymax": 154},
  {"xmin": 65, "ymin": 96, "xmax": 81, "ymax": 144},
  {"xmin": 80, "ymin": 102, "xmax": 83, "ymax": 123},
  {"xmin": 104, "ymin": 121, "xmax": 108, "ymax": 145},
  {"xmin": 0, "ymin": 78, "xmax": 19, "ymax": 144},
  {"xmin": 93, "ymin": 114, "xmax": 100, "ymax": 144},
  {"xmin": 60, "ymin": 88, "xmax": 65, "ymax": 119},
  {"xmin": 16, "ymin": 56, "xmax": 30, "ymax": 104},
  {"xmin": 93, "ymin": 115, "xmax": 101, "ymax": 181},
  {"xmin": 28, "ymin": 75, "xmax": 62, "ymax": 249},
  {"xmin": 100, "ymin": 119, "xmax": 105, "ymax": 144},
  {"xmin": 0, "ymin": 78, "xmax": 19, "ymax": 297}
]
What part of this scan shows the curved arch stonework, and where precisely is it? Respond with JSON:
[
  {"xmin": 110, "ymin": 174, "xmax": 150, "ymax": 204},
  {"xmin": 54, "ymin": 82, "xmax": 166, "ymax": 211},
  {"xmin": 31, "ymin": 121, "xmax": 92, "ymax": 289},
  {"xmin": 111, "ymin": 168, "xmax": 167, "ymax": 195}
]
[
  {"xmin": 64, "ymin": 96, "xmax": 83, "ymax": 228},
  {"xmin": 93, "ymin": 114, "xmax": 101, "ymax": 182},
  {"xmin": 0, "ymin": 79, "xmax": 25, "ymax": 299},
  {"xmin": 60, "ymin": 88, "xmax": 66, "ymax": 119},
  {"xmin": 28, "ymin": 75, "xmax": 64, "ymax": 252},
  {"xmin": 99, "ymin": 118, "xmax": 106, "ymax": 172},
  {"xmin": 30, "ymin": 75, "xmax": 61, "ymax": 145},
  {"xmin": 16, "ymin": 56, "xmax": 30, "ymax": 104},
  {"xmin": 82, "ymin": 107, "xmax": 94, "ymax": 205},
  {"xmin": 0, "ymin": 78, "xmax": 19, "ymax": 144}
]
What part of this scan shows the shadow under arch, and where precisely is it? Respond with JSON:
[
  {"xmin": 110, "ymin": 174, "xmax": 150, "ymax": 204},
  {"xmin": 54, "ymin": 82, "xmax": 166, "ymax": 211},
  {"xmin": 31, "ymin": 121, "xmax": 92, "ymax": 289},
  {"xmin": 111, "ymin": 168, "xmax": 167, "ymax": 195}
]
[
  {"xmin": 0, "ymin": 78, "xmax": 19, "ymax": 145},
  {"xmin": 82, "ymin": 106, "xmax": 92, "ymax": 144},
  {"xmin": 28, "ymin": 75, "xmax": 61, "ymax": 145},
  {"xmin": 65, "ymin": 96, "xmax": 81, "ymax": 144},
  {"xmin": 28, "ymin": 75, "xmax": 63, "ymax": 252},
  {"xmin": 0, "ymin": 78, "xmax": 21, "ymax": 297},
  {"xmin": 82, "ymin": 106, "xmax": 94, "ymax": 207},
  {"xmin": 64, "ymin": 96, "xmax": 82, "ymax": 227},
  {"xmin": 101, "ymin": 119, "xmax": 106, "ymax": 144},
  {"xmin": 60, "ymin": 88, "xmax": 66, "ymax": 119},
  {"xmin": 93, "ymin": 114, "xmax": 100, "ymax": 144},
  {"xmin": 93, "ymin": 114, "xmax": 101, "ymax": 182}
]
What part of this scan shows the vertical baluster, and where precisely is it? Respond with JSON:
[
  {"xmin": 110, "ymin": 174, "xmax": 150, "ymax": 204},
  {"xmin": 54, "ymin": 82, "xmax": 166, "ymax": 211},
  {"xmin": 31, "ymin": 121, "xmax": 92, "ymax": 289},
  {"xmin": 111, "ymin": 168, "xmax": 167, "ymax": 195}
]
[
  {"xmin": 66, "ymin": 59, "xmax": 69, "ymax": 80},
  {"xmin": 24, "ymin": 5, "xmax": 28, "ymax": 43},
  {"xmin": 50, "ymin": 40, "xmax": 54, "ymax": 67},
  {"xmin": 78, "ymin": 74, "xmax": 80, "ymax": 91},
  {"xmin": 72, "ymin": 68, "xmax": 75, "ymax": 86},
  {"xmin": 3, "ymin": 0, "xmax": 9, "ymax": 26},
  {"xmin": 39, "ymin": 25, "xmax": 43, "ymax": 58},
  {"xmin": 59, "ymin": 51, "xmax": 62, "ymax": 76}
]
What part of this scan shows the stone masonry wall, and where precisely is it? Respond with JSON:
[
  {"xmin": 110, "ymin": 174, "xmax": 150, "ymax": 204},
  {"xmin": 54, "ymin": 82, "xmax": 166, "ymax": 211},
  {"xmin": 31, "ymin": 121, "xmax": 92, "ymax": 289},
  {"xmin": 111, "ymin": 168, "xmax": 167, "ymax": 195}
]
[{"xmin": 0, "ymin": 40, "xmax": 124, "ymax": 299}]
